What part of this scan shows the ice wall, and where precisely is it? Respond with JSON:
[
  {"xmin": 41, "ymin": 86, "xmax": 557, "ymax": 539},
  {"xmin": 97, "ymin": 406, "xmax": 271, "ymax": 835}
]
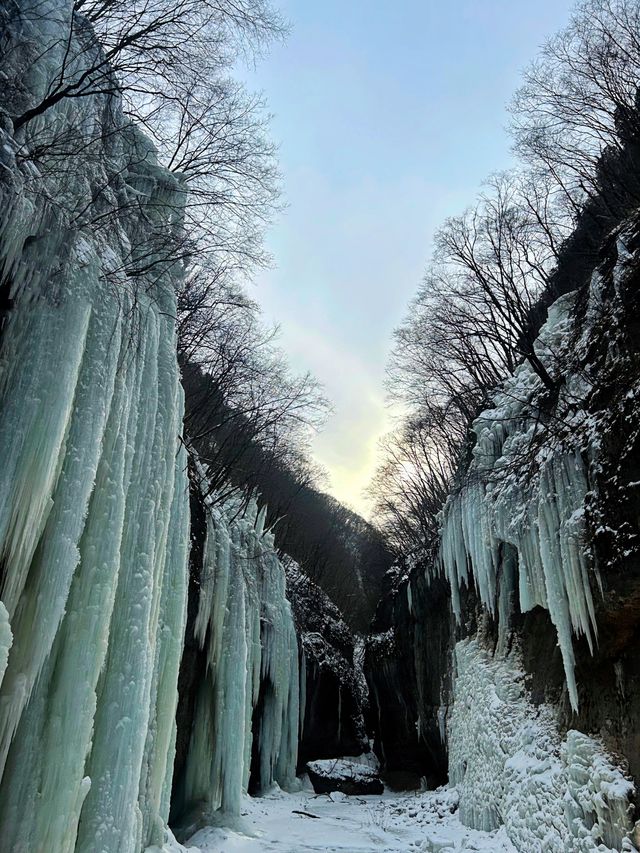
[
  {"xmin": 0, "ymin": 2, "xmax": 190, "ymax": 851},
  {"xmin": 178, "ymin": 480, "xmax": 299, "ymax": 820},
  {"xmin": 449, "ymin": 639, "xmax": 637, "ymax": 851},
  {"xmin": 0, "ymin": 5, "xmax": 306, "ymax": 848},
  {"xmin": 440, "ymin": 292, "xmax": 600, "ymax": 709}
]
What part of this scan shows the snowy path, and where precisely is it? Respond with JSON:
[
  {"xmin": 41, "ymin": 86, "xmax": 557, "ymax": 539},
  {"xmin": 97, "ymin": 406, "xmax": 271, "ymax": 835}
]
[{"xmin": 186, "ymin": 787, "xmax": 516, "ymax": 853}]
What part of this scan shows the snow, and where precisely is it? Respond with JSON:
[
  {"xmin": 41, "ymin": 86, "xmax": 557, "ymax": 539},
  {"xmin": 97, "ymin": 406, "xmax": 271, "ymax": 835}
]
[
  {"xmin": 185, "ymin": 787, "xmax": 518, "ymax": 853},
  {"xmin": 448, "ymin": 639, "xmax": 636, "ymax": 851}
]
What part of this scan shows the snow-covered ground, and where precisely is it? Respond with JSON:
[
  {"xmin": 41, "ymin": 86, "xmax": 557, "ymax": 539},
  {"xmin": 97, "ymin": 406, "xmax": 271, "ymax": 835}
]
[{"xmin": 185, "ymin": 785, "xmax": 516, "ymax": 853}]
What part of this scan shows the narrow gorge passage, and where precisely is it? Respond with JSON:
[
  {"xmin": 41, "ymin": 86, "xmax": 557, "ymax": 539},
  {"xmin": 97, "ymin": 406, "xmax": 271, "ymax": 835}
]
[
  {"xmin": 184, "ymin": 789, "xmax": 515, "ymax": 853},
  {"xmin": 2, "ymin": 1, "xmax": 640, "ymax": 852}
]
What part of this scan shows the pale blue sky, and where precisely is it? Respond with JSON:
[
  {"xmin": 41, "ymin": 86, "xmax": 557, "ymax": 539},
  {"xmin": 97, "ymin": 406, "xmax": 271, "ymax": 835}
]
[{"xmin": 241, "ymin": 0, "xmax": 575, "ymax": 515}]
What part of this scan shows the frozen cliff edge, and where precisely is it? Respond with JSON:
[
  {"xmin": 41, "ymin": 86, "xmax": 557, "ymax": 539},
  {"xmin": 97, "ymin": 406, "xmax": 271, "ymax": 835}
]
[
  {"xmin": 440, "ymin": 288, "xmax": 598, "ymax": 711},
  {"xmin": 437, "ymin": 235, "xmax": 640, "ymax": 847}
]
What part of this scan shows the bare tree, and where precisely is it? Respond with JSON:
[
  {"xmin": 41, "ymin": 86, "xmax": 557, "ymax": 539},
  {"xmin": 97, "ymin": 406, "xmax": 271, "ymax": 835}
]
[
  {"xmin": 377, "ymin": 171, "xmax": 567, "ymax": 556},
  {"xmin": 180, "ymin": 296, "xmax": 330, "ymax": 506},
  {"xmin": 369, "ymin": 414, "xmax": 456, "ymax": 558},
  {"xmin": 5, "ymin": 0, "xmax": 284, "ymax": 298},
  {"xmin": 389, "ymin": 170, "xmax": 562, "ymax": 431},
  {"xmin": 510, "ymin": 0, "xmax": 640, "ymax": 211}
]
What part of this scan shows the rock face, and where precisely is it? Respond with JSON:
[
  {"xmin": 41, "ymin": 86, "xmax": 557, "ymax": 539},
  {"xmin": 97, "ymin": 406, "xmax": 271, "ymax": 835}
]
[
  {"xmin": 285, "ymin": 560, "xmax": 369, "ymax": 767},
  {"xmin": 365, "ymin": 571, "xmax": 452, "ymax": 790},
  {"xmin": 306, "ymin": 759, "xmax": 384, "ymax": 796}
]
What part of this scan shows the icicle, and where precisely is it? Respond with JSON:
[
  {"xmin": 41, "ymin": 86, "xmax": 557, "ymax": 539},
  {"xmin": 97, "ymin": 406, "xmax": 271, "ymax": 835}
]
[
  {"xmin": 181, "ymin": 481, "xmax": 299, "ymax": 819},
  {"xmin": 439, "ymin": 293, "xmax": 601, "ymax": 710},
  {"xmin": 139, "ymin": 440, "xmax": 190, "ymax": 849},
  {"xmin": 0, "ymin": 605, "xmax": 12, "ymax": 692}
]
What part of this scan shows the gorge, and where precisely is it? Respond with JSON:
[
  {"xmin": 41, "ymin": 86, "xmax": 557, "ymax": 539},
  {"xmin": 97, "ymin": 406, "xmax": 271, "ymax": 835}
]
[{"xmin": 2, "ymin": 1, "xmax": 640, "ymax": 851}]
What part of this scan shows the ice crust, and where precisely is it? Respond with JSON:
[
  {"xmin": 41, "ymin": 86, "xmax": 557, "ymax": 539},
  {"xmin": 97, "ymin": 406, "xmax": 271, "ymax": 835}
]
[{"xmin": 449, "ymin": 639, "xmax": 636, "ymax": 851}]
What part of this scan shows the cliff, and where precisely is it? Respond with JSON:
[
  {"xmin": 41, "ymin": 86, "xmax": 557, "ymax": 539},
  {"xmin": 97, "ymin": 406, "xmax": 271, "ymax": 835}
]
[{"xmin": 366, "ymin": 218, "xmax": 640, "ymax": 849}]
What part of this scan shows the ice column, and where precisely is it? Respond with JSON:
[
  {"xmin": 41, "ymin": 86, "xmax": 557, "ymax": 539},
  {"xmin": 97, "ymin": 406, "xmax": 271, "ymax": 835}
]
[{"xmin": 180, "ymin": 490, "xmax": 299, "ymax": 819}]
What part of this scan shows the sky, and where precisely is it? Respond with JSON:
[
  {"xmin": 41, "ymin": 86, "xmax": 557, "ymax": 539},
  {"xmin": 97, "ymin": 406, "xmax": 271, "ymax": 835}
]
[{"xmin": 239, "ymin": 0, "xmax": 575, "ymax": 517}]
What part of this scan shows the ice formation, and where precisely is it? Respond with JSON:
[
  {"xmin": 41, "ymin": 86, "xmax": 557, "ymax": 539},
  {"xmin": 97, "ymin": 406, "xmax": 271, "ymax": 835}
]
[
  {"xmin": 0, "ymin": 5, "xmax": 306, "ymax": 847},
  {"xmin": 0, "ymin": 3, "xmax": 190, "ymax": 850},
  {"xmin": 179, "ymin": 479, "xmax": 299, "ymax": 819},
  {"xmin": 448, "ymin": 639, "xmax": 636, "ymax": 851},
  {"xmin": 0, "ymin": 604, "xmax": 12, "ymax": 690},
  {"xmin": 440, "ymin": 293, "xmax": 599, "ymax": 709}
]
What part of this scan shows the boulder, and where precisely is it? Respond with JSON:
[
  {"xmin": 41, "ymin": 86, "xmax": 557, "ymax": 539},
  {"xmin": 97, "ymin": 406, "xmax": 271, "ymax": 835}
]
[{"xmin": 306, "ymin": 759, "xmax": 383, "ymax": 796}]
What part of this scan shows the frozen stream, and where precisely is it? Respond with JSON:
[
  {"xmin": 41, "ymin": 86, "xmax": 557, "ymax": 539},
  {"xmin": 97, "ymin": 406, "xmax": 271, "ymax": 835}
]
[{"xmin": 183, "ymin": 787, "xmax": 516, "ymax": 853}]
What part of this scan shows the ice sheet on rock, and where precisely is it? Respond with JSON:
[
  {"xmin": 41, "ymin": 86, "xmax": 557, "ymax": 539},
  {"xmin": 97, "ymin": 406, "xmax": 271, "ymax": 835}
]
[{"xmin": 448, "ymin": 639, "xmax": 636, "ymax": 851}]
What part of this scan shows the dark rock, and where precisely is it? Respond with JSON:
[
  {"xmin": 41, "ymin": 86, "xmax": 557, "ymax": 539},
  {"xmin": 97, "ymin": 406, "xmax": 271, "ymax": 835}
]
[
  {"xmin": 306, "ymin": 759, "xmax": 384, "ymax": 796},
  {"xmin": 285, "ymin": 561, "xmax": 369, "ymax": 768},
  {"xmin": 364, "ymin": 571, "xmax": 453, "ymax": 788}
]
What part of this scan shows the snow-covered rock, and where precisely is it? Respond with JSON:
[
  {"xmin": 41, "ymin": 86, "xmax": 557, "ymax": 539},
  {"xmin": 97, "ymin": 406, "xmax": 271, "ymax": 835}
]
[{"xmin": 306, "ymin": 758, "xmax": 384, "ymax": 796}]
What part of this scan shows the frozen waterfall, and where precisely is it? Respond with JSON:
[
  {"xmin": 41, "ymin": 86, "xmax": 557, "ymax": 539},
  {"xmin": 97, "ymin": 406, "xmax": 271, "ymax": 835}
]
[
  {"xmin": 0, "ymin": 2, "xmax": 301, "ymax": 849},
  {"xmin": 175, "ymin": 469, "xmax": 299, "ymax": 823},
  {"xmin": 439, "ymin": 293, "xmax": 601, "ymax": 710}
]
